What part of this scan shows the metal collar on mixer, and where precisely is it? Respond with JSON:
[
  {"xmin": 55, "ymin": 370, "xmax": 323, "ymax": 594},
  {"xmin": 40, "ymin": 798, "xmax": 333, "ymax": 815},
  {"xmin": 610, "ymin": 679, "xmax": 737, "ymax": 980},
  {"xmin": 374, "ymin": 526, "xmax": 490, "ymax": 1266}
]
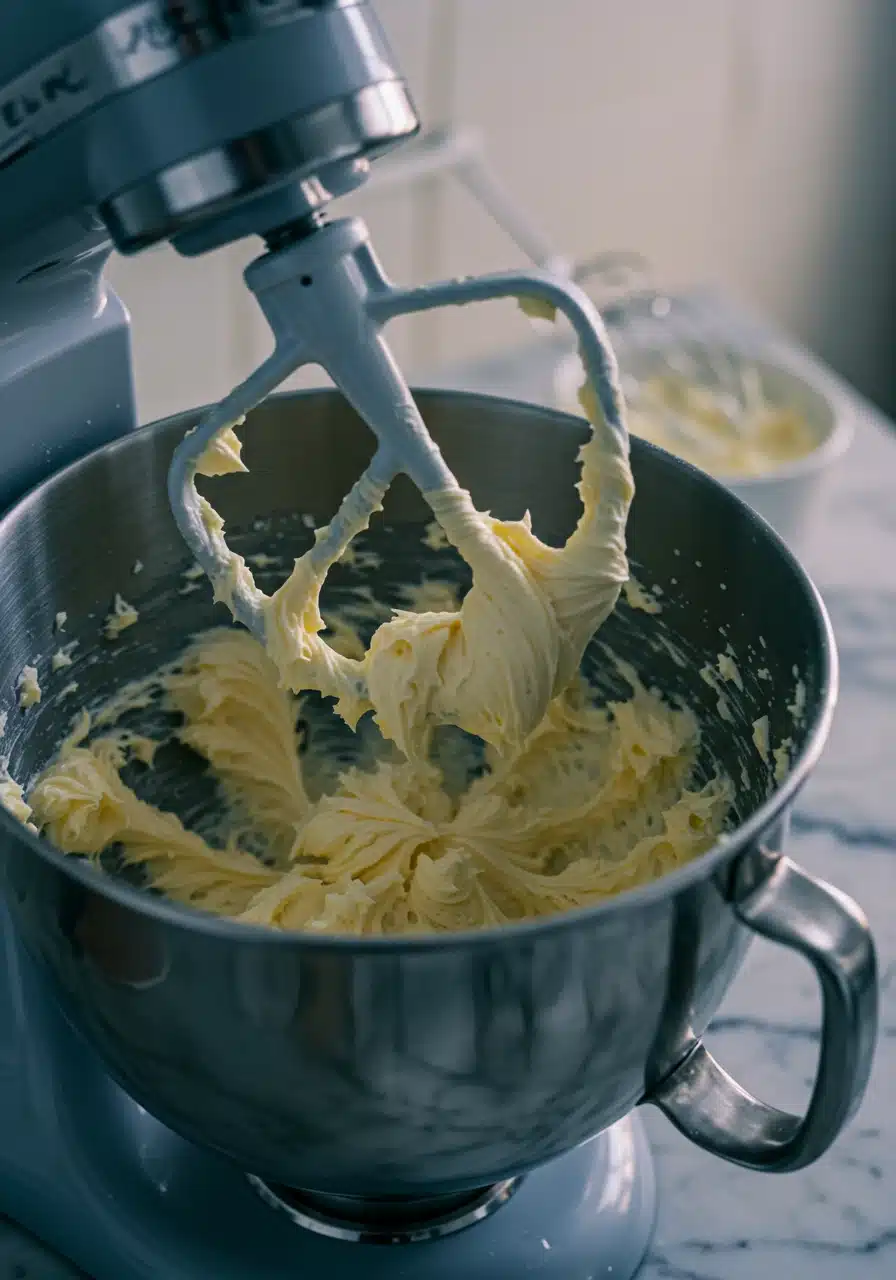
[
  {"xmin": 103, "ymin": 80, "xmax": 417, "ymax": 254},
  {"xmin": 246, "ymin": 1175, "xmax": 521, "ymax": 1245}
]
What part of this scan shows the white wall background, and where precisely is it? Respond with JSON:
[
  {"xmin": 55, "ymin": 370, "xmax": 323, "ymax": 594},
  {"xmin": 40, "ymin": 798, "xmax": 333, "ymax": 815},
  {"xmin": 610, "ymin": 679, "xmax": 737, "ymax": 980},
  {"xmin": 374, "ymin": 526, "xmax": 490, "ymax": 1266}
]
[{"xmin": 107, "ymin": 0, "xmax": 896, "ymax": 425}]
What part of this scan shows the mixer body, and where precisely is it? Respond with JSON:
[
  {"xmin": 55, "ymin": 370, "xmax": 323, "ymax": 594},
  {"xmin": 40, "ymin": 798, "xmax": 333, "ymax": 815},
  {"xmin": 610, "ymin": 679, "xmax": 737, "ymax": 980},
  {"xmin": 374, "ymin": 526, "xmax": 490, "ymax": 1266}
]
[{"xmin": 0, "ymin": 391, "xmax": 876, "ymax": 1197}]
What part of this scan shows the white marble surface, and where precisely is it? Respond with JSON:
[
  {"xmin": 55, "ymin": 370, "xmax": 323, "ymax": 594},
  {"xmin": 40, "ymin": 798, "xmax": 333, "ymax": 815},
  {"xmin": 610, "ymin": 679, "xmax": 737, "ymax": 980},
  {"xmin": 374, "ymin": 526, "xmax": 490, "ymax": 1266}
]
[{"xmin": 1, "ymin": 294, "xmax": 893, "ymax": 1278}]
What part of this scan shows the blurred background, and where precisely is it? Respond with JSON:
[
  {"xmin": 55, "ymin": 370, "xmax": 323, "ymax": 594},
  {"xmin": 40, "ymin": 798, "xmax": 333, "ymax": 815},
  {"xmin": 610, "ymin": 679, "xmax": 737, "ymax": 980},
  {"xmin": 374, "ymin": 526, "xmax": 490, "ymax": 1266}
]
[{"xmin": 108, "ymin": 0, "xmax": 896, "ymax": 425}]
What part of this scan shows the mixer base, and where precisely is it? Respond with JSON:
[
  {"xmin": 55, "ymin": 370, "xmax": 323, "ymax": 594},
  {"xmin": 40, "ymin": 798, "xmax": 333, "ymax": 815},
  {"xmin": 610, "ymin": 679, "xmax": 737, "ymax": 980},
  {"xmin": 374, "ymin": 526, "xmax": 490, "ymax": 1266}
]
[{"xmin": 6, "ymin": 1117, "xmax": 656, "ymax": 1280}]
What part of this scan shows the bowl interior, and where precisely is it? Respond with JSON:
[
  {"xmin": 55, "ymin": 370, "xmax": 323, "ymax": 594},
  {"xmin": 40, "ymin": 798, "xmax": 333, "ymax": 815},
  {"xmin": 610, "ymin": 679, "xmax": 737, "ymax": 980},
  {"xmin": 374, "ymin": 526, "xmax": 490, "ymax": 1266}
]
[{"xmin": 0, "ymin": 388, "xmax": 831, "ymax": 909}]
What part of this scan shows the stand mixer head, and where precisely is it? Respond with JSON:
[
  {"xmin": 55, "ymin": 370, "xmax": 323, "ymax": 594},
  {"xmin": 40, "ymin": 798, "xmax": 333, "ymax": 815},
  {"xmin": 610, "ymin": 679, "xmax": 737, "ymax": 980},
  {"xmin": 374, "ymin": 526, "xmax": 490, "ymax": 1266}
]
[{"xmin": 0, "ymin": 0, "xmax": 419, "ymax": 261}]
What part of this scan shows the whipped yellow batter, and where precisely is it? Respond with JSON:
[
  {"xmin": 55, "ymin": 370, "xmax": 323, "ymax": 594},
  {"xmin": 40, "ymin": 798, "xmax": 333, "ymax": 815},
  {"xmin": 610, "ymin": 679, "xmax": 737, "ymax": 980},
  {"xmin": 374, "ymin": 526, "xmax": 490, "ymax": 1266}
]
[
  {"xmin": 104, "ymin": 594, "xmax": 139, "ymax": 639},
  {"xmin": 0, "ymin": 771, "xmax": 36, "ymax": 831},
  {"xmin": 26, "ymin": 626, "xmax": 731, "ymax": 934},
  {"xmin": 17, "ymin": 665, "xmax": 41, "ymax": 709},
  {"xmin": 12, "ymin": 352, "xmax": 736, "ymax": 935}
]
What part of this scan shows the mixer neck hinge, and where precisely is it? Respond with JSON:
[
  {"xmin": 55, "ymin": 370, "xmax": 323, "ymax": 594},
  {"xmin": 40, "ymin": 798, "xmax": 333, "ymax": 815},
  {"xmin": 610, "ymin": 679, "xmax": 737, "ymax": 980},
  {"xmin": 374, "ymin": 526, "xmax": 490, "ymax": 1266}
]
[{"xmin": 263, "ymin": 211, "xmax": 329, "ymax": 254}]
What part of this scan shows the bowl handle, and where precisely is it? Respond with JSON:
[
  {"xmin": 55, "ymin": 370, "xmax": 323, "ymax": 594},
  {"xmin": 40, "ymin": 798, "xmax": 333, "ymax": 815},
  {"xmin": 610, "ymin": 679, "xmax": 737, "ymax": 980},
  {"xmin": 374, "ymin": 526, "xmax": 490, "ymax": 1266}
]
[{"xmin": 646, "ymin": 849, "xmax": 878, "ymax": 1172}]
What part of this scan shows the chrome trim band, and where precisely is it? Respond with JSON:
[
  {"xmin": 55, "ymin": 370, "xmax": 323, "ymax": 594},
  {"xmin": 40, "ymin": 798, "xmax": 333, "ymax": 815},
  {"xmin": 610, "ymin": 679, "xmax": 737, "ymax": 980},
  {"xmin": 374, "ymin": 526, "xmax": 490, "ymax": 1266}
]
[
  {"xmin": 100, "ymin": 78, "xmax": 417, "ymax": 250},
  {"xmin": 247, "ymin": 1174, "xmax": 522, "ymax": 1245}
]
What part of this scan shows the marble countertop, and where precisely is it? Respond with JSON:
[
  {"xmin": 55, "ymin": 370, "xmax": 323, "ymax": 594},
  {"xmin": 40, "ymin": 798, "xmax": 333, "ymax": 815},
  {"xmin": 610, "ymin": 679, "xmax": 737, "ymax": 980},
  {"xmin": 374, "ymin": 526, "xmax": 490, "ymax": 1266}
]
[{"xmin": 1, "ymin": 293, "xmax": 893, "ymax": 1279}]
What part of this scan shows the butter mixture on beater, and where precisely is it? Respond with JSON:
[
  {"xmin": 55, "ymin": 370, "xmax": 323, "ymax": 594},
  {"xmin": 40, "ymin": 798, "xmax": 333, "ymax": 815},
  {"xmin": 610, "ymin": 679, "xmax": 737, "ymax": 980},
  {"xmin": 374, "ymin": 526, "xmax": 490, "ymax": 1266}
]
[
  {"xmin": 18, "ymin": 366, "xmax": 733, "ymax": 933},
  {"xmin": 189, "ymin": 357, "xmax": 634, "ymax": 762}
]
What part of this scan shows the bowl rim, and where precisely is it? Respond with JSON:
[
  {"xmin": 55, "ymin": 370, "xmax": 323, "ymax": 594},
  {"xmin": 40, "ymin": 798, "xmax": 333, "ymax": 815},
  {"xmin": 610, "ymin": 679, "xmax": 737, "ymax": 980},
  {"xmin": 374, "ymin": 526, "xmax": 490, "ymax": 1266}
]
[{"xmin": 0, "ymin": 386, "xmax": 840, "ymax": 953}]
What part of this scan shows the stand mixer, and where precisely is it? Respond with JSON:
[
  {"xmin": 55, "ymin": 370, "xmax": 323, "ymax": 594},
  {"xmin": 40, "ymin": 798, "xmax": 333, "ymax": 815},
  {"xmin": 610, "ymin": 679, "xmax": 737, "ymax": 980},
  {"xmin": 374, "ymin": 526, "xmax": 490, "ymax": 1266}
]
[{"xmin": 0, "ymin": 4, "xmax": 879, "ymax": 1278}]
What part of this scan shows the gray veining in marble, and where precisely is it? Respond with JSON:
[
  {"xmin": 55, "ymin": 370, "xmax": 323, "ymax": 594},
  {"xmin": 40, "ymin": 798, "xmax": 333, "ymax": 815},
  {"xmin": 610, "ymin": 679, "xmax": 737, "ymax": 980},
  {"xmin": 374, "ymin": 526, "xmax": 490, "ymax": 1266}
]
[{"xmin": 0, "ymin": 291, "xmax": 893, "ymax": 1277}]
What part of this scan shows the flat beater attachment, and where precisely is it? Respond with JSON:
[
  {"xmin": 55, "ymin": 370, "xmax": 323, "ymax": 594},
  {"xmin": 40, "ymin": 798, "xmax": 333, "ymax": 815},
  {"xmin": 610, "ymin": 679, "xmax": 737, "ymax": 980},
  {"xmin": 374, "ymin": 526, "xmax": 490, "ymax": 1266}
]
[{"xmin": 167, "ymin": 216, "xmax": 629, "ymax": 643}]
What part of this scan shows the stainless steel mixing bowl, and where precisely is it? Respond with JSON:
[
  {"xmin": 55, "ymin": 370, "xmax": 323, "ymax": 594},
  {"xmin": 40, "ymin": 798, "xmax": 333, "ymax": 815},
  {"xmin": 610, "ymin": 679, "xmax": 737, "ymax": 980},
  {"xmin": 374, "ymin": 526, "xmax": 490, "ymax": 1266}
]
[{"xmin": 0, "ymin": 390, "xmax": 877, "ymax": 1196}]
